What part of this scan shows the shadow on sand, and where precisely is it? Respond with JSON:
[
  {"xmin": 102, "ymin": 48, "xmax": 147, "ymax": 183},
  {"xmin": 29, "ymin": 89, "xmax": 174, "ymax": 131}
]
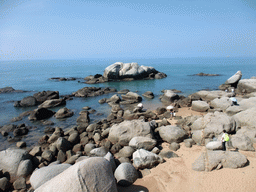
[{"xmin": 117, "ymin": 184, "xmax": 149, "ymax": 192}]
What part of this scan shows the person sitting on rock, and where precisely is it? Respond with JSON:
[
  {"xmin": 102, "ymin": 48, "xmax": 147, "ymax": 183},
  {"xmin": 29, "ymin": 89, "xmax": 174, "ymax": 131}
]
[{"xmin": 133, "ymin": 103, "xmax": 143, "ymax": 113}]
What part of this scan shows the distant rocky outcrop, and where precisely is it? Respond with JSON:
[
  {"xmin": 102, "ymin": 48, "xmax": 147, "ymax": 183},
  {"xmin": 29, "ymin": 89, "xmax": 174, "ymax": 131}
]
[
  {"xmin": 0, "ymin": 87, "xmax": 25, "ymax": 93},
  {"xmin": 49, "ymin": 77, "xmax": 77, "ymax": 81},
  {"xmin": 193, "ymin": 72, "xmax": 220, "ymax": 76},
  {"xmin": 84, "ymin": 62, "xmax": 167, "ymax": 84}
]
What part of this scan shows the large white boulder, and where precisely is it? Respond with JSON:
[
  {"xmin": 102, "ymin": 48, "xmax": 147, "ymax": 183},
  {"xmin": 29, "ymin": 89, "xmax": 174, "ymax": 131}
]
[
  {"xmin": 129, "ymin": 136, "xmax": 157, "ymax": 151},
  {"xmin": 103, "ymin": 62, "xmax": 158, "ymax": 80},
  {"xmin": 191, "ymin": 101, "xmax": 210, "ymax": 112},
  {"xmin": 237, "ymin": 79, "xmax": 256, "ymax": 93},
  {"xmin": 30, "ymin": 164, "xmax": 71, "ymax": 190},
  {"xmin": 0, "ymin": 148, "xmax": 31, "ymax": 180},
  {"xmin": 114, "ymin": 163, "xmax": 138, "ymax": 186},
  {"xmin": 157, "ymin": 125, "xmax": 186, "ymax": 143},
  {"xmin": 225, "ymin": 71, "xmax": 242, "ymax": 84},
  {"xmin": 133, "ymin": 149, "xmax": 163, "ymax": 169},
  {"xmin": 191, "ymin": 112, "xmax": 236, "ymax": 137},
  {"xmin": 108, "ymin": 120, "xmax": 154, "ymax": 146},
  {"xmin": 209, "ymin": 97, "xmax": 232, "ymax": 111},
  {"xmin": 234, "ymin": 107, "xmax": 256, "ymax": 129},
  {"xmin": 35, "ymin": 157, "xmax": 117, "ymax": 192}
]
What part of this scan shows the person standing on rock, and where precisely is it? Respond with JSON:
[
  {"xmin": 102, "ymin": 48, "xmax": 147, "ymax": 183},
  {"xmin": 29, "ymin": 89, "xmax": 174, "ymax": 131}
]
[{"xmin": 221, "ymin": 130, "xmax": 229, "ymax": 151}]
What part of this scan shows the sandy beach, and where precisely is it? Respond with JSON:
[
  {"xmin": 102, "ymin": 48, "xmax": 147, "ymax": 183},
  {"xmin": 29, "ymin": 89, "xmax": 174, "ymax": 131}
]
[{"xmin": 118, "ymin": 107, "xmax": 256, "ymax": 192}]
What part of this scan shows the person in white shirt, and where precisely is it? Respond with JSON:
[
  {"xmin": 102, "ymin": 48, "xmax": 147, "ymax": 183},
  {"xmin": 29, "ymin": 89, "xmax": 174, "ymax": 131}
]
[{"xmin": 221, "ymin": 130, "xmax": 227, "ymax": 151}]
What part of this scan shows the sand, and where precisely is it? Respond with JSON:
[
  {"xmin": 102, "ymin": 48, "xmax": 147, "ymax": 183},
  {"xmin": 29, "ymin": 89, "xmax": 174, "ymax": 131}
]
[{"xmin": 117, "ymin": 107, "xmax": 256, "ymax": 192}]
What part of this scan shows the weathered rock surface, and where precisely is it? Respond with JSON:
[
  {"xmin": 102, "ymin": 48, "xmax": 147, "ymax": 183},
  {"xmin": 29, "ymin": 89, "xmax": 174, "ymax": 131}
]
[
  {"xmin": 108, "ymin": 120, "xmax": 154, "ymax": 146},
  {"xmin": 129, "ymin": 136, "xmax": 156, "ymax": 151},
  {"xmin": 160, "ymin": 90, "xmax": 180, "ymax": 103},
  {"xmin": 103, "ymin": 62, "xmax": 166, "ymax": 80},
  {"xmin": 195, "ymin": 90, "xmax": 235, "ymax": 102},
  {"xmin": 142, "ymin": 91, "xmax": 154, "ymax": 99},
  {"xmin": 133, "ymin": 149, "xmax": 163, "ymax": 169},
  {"xmin": 237, "ymin": 79, "xmax": 256, "ymax": 93},
  {"xmin": 191, "ymin": 101, "xmax": 210, "ymax": 112},
  {"xmin": 192, "ymin": 151, "xmax": 248, "ymax": 171},
  {"xmin": 209, "ymin": 97, "xmax": 232, "ymax": 111},
  {"xmin": 191, "ymin": 112, "xmax": 236, "ymax": 138},
  {"xmin": 35, "ymin": 157, "xmax": 117, "ymax": 192},
  {"xmin": 219, "ymin": 71, "xmax": 242, "ymax": 90},
  {"xmin": 0, "ymin": 148, "xmax": 31, "ymax": 180},
  {"xmin": 233, "ymin": 107, "xmax": 256, "ymax": 129},
  {"xmin": 231, "ymin": 134, "xmax": 255, "ymax": 151},
  {"xmin": 30, "ymin": 164, "xmax": 71, "ymax": 190},
  {"xmin": 38, "ymin": 98, "xmax": 66, "ymax": 108},
  {"xmin": 206, "ymin": 141, "xmax": 223, "ymax": 150},
  {"xmin": 72, "ymin": 87, "xmax": 116, "ymax": 97},
  {"xmin": 54, "ymin": 107, "xmax": 74, "ymax": 119},
  {"xmin": 121, "ymin": 92, "xmax": 142, "ymax": 104},
  {"xmin": 157, "ymin": 125, "xmax": 186, "ymax": 143},
  {"xmin": 114, "ymin": 163, "xmax": 138, "ymax": 186}
]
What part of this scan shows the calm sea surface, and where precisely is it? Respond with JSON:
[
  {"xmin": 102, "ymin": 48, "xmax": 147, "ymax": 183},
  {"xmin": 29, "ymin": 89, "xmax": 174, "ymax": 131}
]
[{"xmin": 0, "ymin": 57, "xmax": 255, "ymax": 149}]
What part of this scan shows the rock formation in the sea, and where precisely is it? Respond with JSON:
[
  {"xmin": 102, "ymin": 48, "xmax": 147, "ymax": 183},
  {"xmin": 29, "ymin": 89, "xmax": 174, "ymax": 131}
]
[
  {"xmin": 219, "ymin": 70, "xmax": 242, "ymax": 91},
  {"xmin": 0, "ymin": 87, "xmax": 25, "ymax": 93},
  {"xmin": 49, "ymin": 77, "xmax": 77, "ymax": 81},
  {"xmin": 193, "ymin": 72, "xmax": 220, "ymax": 76},
  {"xmin": 84, "ymin": 62, "xmax": 167, "ymax": 84},
  {"xmin": 14, "ymin": 91, "xmax": 59, "ymax": 107}
]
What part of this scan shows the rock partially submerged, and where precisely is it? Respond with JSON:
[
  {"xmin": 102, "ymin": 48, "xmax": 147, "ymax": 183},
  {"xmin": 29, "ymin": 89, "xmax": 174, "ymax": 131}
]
[
  {"xmin": 84, "ymin": 62, "xmax": 167, "ymax": 84},
  {"xmin": 0, "ymin": 87, "xmax": 24, "ymax": 93},
  {"xmin": 193, "ymin": 72, "xmax": 220, "ymax": 76}
]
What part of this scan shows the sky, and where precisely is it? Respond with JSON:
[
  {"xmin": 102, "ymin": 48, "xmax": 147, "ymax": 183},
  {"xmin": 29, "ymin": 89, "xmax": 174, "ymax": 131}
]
[{"xmin": 0, "ymin": 0, "xmax": 255, "ymax": 60}]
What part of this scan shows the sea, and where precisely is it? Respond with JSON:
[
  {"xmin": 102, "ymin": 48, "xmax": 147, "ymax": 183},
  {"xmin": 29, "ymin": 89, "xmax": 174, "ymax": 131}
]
[{"xmin": 0, "ymin": 57, "xmax": 255, "ymax": 150}]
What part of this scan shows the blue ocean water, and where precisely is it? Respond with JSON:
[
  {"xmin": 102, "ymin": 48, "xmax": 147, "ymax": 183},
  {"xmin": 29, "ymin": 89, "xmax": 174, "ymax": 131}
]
[{"xmin": 0, "ymin": 57, "xmax": 255, "ymax": 149}]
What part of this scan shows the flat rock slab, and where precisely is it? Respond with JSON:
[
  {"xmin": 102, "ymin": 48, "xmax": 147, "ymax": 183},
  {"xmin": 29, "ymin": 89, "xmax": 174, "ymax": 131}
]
[{"xmin": 192, "ymin": 150, "xmax": 248, "ymax": 171}]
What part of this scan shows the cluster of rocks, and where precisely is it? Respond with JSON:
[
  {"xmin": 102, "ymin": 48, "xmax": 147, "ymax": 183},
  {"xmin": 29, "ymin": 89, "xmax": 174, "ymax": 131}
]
[
  {"xmin": 0, "ymin": 70, "xmax": 255, "ymax": 191},
  {"xmin": 49, "ymin": 77, "xmax": 77, "ymax": 81},
  {"xmin": 84, "ymin": 62, "xmax": 167, "ymax": 84},
  {"xmin": 14, "ymin": 91, "xmax": 61, "ymax": 107},
  {"xmin": 0, "ymin": 123, "xmax": 31, "ymax": 143}
]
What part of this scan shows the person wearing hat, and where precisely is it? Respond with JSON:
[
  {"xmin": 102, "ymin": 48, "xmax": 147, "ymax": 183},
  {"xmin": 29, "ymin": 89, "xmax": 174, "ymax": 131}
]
[
  {"xmin": 133, "ymin": 103, "xmax": 143, "ymax": 113},
  {"xmin": 167, "ymin": 105, "xmax": 174, "ymax": 118}
]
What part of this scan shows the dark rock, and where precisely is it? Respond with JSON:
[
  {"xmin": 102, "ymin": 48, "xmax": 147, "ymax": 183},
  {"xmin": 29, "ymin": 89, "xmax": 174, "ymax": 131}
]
[
  {"xmin": 28, "ymin": 108, "xmax": 55, "ymax": 121},
  {"xmin": 14, "ymin": 96, "xmax": 38, "ymax": 107},
  {"xmin": 44, "ymin": 127, "xmax": 55, "ymax": 134},
  {"xmin": 33, "ymin": 91, "xmax": 59, "ymax": 103},
  {"xmin": 0, "ymin": 87, "xmax": 23, "ymax": 93},
  {"xmin": 0, "ymin": 177, "xmax": 9, "ymax": 191}
]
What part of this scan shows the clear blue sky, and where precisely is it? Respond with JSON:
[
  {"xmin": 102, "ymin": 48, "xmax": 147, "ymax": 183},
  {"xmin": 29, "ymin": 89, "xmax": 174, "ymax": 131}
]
[{"xmin": 0, "ymin": 0, "xmax": 255, "ymax": 60}]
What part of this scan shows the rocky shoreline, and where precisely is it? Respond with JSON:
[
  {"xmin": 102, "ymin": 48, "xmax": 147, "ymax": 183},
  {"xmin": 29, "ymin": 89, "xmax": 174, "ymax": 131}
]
[{"xmin": 0, "ymin": 69, "xmax": 256, "ymax": 191}]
